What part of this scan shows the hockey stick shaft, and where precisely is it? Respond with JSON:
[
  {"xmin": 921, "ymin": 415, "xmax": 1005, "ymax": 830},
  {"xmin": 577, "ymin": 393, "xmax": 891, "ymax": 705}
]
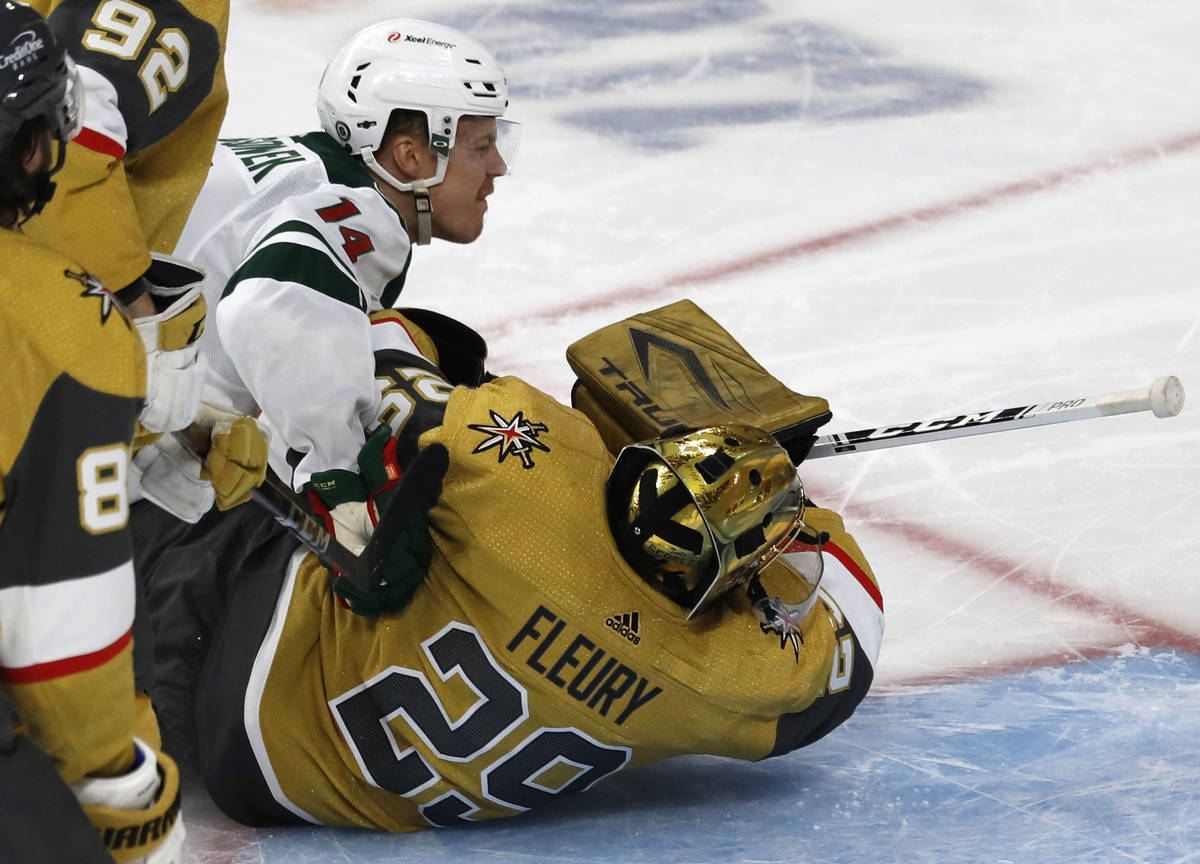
[
  {"xmin": 168, "ymin": 427, "xmax": 372, "ymax": 584},
  {"xmin": 248, "ymin": 443, "xmax": 450, "ymax": 593},
  {"xmin": 249, "ymin": 473, "xmax": 370, "ymax": 585},
  {"xmin": 805, "ymin": 375, "xmax": 1185, "ymax": 459}
]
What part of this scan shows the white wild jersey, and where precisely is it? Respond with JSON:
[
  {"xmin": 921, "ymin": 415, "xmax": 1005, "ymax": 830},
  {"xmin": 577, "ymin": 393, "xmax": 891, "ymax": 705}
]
[{"xmin": 174, "ymin": 132, "xmax": 414, "ymax": 488}]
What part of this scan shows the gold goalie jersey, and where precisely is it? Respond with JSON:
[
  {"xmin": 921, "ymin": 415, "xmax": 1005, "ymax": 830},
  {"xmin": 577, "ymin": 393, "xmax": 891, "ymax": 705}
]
[
  {"xmin": 0, "ymin": 230, "xmax": 149, "ymax": 783},
  {"xmin": 25, "ymin": 0, "xmax": 228, "ymax": 292},
  {"xmin": 240, "ymin": 337, "xmax": 885, "ymax": 831}
]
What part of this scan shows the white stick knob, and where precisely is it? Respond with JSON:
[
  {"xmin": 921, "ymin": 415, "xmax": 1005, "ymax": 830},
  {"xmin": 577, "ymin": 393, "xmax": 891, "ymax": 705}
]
[{"xmin": 1149, "ymin": 375, "xmax": 1185, "ymax": 418}]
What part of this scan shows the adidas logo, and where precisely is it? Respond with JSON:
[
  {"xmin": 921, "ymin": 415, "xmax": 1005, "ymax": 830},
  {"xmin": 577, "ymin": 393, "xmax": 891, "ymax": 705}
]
[{"xmin": 605, "ymin": 611, "xmax": 642, "ymax": 645}]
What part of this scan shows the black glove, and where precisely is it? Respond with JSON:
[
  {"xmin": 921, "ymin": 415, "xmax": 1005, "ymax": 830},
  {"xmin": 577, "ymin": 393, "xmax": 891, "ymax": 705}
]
[{"xmin": 330, "ymin": 515, "xmax": 430, "ymax": 616}]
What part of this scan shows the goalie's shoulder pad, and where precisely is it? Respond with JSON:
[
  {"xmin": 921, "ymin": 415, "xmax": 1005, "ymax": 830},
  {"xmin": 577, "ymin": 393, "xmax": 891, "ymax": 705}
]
[
  {"xmin": 368, "ymin": 309, "xmax": 440, "ymax": 363},
  {"xmin": 395, "ymin": 307, "xmax": 489, "ymax": 387},
  {"xmin": 363, "ymin": 310, "xmax": 458, "ymax": 465},
  {"xmin": 368, "ymin": 307, "xmax": 489, "ymax": 387}
]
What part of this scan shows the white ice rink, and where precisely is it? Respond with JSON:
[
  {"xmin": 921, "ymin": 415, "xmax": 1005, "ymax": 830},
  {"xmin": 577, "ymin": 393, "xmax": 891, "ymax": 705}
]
[{"xmin": 184, "ymin": 1, "xmax": 1200, "ymax": 861}]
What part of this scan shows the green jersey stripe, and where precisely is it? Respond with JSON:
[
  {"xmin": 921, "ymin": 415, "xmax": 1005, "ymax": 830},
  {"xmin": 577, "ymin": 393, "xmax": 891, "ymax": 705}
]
[
  {"xmin": 226, "ymin": 244, "xmax": 365, "ymax": 311},
  {"xmin": 254, "ymin": 219, "xmax": 356, "ymax": 282}
]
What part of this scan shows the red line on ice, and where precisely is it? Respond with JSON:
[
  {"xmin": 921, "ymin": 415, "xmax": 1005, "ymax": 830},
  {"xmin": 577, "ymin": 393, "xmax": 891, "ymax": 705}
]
[
  {"xmin": 491, "ymin": 128, "xmax": 1200, "ymax": 336},
  {"xmin": 850, "ymin": 509, "xmax": 1200, "ymax": 686},
  {"xmin": 493, "ymin": 128, "xmax": 1200, "ymax": 678}
]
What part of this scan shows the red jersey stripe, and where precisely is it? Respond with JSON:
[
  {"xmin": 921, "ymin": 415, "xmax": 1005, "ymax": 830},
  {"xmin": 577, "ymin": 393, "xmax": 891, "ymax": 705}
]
[
  {"xmin": 73, "ymin": 127, "xmax": 126, "ymax": 159},
  {"xmin": 825, "ymin": 541, "xmax": 884, "ymax": 612},
  {"xmin": 0, "ymin": 628, "xmax": 131, "ymax": 684}
]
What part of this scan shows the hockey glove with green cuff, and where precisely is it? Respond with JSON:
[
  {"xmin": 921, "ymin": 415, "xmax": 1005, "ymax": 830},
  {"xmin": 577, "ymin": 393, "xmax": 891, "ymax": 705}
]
[
  {"xmin": 308, "ymin": 424, "xmax": 403, "ymax": 555},
  {"xmin": 309, "ymin": 427, "xmax": 447, "ymax": 616},
  {"xmin": 329, "ymin": 513, "xmax": 435, "ymax": 616}
]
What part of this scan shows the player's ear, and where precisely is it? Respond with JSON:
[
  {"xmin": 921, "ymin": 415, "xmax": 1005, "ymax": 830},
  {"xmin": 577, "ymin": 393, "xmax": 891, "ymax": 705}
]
[{"xmin": 387, "ymin": 134, "xmax": 434, "ymax": 183}]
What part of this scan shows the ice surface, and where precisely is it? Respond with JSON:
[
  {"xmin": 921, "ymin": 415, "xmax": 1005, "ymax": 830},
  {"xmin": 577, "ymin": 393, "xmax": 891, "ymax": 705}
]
[
  {"xmin": 186, "ymin": 652, "xmax": 1200, "ymax": 863},
  {"xmin": 183, "ymin": 0, "xmax": 1200, "ymax": 860}
]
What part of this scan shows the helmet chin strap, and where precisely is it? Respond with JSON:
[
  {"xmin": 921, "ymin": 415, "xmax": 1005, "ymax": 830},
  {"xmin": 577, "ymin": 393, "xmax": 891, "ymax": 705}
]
[
  {"xmin": 411, "ymin": 184, "xmax": 432, "ymax": 246},
  {"xmin": 360, "ymin": 147, "xmax": 448, "ymax": 246}
]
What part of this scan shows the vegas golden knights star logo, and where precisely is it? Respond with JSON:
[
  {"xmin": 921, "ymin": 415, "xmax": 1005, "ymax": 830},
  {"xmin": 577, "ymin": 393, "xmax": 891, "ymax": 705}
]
[
  {"xmin": 469, "ymin": 410, "xmax": 550, "ymax": 469},
  {"xmin": 65, "ymin": 268, "xmax": 119, "ymax": 325}
]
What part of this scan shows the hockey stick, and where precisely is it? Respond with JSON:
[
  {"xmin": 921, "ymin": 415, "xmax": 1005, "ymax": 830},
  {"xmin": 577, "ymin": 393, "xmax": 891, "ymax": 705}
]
[
  {"xmin": 804, "ymin": 375, "xmax": 1185, "ymax": 459},
  {"xmin": 248, "ymin": 443, "xmax": 450, "ymax": 592}
]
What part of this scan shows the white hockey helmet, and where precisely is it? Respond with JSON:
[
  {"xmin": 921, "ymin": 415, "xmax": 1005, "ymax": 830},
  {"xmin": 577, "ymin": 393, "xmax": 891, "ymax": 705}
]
[{"xmin": 316, "ymin": 20, "xmax": 517, "ymax": 194}]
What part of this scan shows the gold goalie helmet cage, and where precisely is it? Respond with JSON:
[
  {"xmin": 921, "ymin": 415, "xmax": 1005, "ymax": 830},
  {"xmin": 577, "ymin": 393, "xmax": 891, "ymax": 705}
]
[{"xmin": 607, "ymin": 423, "xmax": 807, "ymax": 619}]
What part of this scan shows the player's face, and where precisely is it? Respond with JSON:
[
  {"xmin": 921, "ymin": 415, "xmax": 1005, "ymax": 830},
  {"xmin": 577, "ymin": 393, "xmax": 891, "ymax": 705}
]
[{"xmin": 430, "ymin": 116, "xmax": 508, "ymax": 244}]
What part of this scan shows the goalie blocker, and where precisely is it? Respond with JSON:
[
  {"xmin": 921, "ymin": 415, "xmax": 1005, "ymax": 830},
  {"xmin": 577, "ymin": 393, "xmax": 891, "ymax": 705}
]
[{"xmin": 567, "ymin": 299, "xmax": 831, "ymax": 460}]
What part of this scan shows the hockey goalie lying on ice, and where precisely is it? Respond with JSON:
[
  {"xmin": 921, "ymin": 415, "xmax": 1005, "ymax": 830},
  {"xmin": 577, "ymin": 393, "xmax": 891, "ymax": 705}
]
[{"xmin": 136, "ymin": 303, "xmax": 884, "ymax": 832}]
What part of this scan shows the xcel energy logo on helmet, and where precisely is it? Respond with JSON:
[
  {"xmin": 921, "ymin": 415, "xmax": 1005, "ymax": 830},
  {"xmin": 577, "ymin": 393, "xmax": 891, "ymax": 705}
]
[
  {"xmin": 387, "ymin": 31, "xmax": 457, "ymax": 51},
  {"xmin": 1, "ymin": 30, "xmax": 45, "ymax": 72}
]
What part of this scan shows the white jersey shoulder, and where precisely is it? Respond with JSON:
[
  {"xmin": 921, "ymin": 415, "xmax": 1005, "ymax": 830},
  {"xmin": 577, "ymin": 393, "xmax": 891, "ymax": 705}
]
[
  {"xmin": 176, "ymin": 132, "xmax": 411, "ymax": 311},
  {"xmin": 172, "ymin": 133, "xmax": 415, "ymax": 479}
]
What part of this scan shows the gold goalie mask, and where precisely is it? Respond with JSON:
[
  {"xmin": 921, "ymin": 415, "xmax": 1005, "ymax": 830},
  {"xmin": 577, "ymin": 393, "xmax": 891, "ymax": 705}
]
[{"xmin": 607, "ymin": 423, "xmax": 808, "ymax": 618}]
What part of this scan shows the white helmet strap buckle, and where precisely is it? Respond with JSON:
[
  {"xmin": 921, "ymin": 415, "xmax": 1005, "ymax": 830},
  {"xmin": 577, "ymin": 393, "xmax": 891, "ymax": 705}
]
[
  {"xmin": 413, "ymin": 187, "xmax": 432, "ymax": 245},
  {"xmin": 361, "ymin": 147, "xmax": 446, "ymax": 245}
]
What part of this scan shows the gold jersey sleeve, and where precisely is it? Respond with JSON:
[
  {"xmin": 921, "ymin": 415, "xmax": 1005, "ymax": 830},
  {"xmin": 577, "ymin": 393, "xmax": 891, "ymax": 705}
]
[
  {"xmin": 25, "ymin": 0, "xmax": 229, "ymax": 290},
  {"xmin": 0, "ymin": 229, "xmax": 150, "ymax": 782},
  {"xmin": 249, "ymin": 376, "xmax": 882, "ymax": 831}
]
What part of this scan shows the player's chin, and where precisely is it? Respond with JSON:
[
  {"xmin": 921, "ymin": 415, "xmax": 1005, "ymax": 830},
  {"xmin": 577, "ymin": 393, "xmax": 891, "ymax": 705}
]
[{"xmin": 437, "ymin": 218, "xmax": 486, "ymax": 244}]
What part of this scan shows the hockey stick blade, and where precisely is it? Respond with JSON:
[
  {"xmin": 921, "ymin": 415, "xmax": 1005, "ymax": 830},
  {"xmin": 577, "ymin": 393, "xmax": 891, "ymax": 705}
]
[
  {"xmin": 250, "ymin": 443, "xmax": 451, "ymax": 594},
  {"xmin": 358, "ymin": 442, "xmax": 450, "ymax": 593},
  {"xmin": 804, "ymin": 375, "xmax": 1185, "ymax": 459}
]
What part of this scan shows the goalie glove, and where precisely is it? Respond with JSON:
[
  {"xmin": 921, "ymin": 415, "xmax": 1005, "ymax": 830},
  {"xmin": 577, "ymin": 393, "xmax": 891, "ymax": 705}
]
[
  {"xmin": 71, "ymin": 738, "xmax": 184, "ymax": 864},
  {"xmin": 132, "ymin": 254, "xmax": 209, "ymax": 443},
  {"xmin": 566, "ymin": 299, "xmax": 832, "ymax": 461}
]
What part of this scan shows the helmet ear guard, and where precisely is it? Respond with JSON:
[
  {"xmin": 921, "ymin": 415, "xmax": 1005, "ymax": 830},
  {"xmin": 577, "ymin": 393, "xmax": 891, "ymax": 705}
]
[
  {"xmin": 608, "ymin": 423, "xmax": 808, "ymax": 619},
  {"xmin": 0, "ymin": 4, "xmax": 82, "ymax": 220}
]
